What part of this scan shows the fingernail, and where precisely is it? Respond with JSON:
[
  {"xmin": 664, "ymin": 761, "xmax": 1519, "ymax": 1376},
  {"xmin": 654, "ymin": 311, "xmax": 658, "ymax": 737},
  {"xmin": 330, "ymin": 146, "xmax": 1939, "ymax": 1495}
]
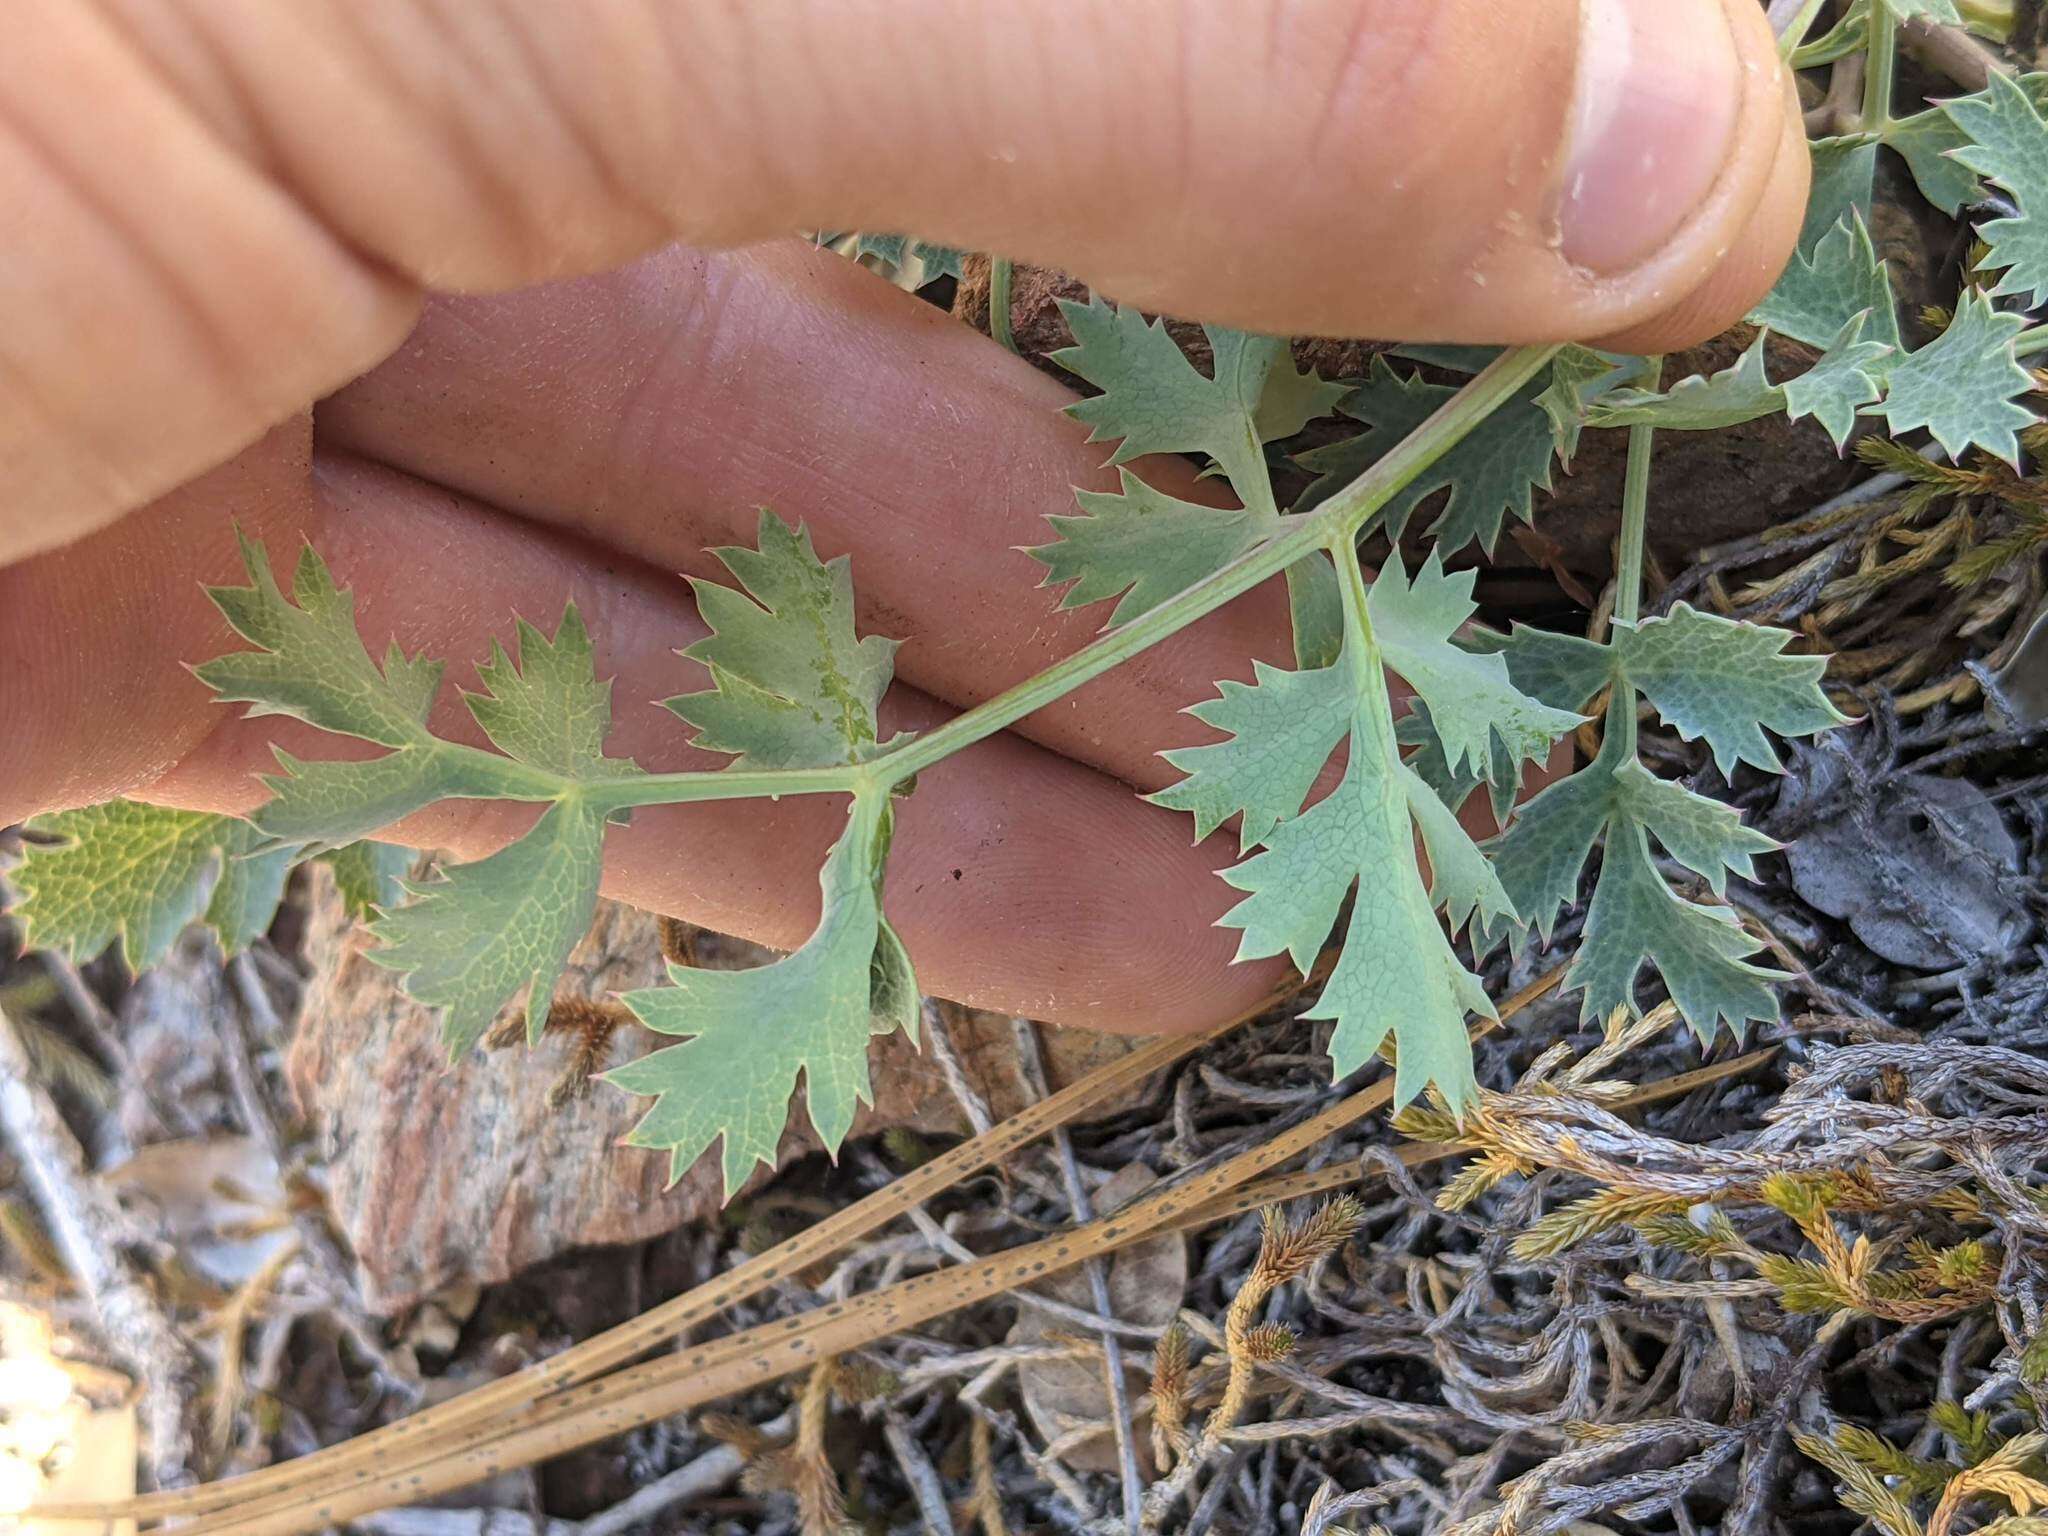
[{"xmin": 1560, "ymin": 0, "xmax": 1743, "ymax": 272}]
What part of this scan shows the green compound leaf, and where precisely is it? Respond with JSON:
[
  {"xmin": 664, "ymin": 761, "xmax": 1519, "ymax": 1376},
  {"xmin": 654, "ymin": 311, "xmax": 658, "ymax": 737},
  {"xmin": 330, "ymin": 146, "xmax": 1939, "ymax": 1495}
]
[
  {"xmin": 11, "ymin": 803, "xmax": 293, "ymax": 970},
  {"xmin": 1750, "ymin": 213, "xmax": 1901, "ymax": 353},
  {"xmin": 824, "ymin": 234, "xmax": 964, "ymax": 290},
  {"xmin": 1396, "ymin": 700, "xmax": 1520, "ymax": 830},
  {"xmin": 1589, "ymin": 325, "xmax": 1891, "ymax": 451},
  {"xmin": 1029, "ymin": 301, "xmax": 1343, "ymax": 627},
  {"xmin": 321, "ymin": 841, "xmax": 413, "ymax": 920},
  {"xmin": 1799, "ymin": 136, "xmax": 1879, "ymax": 251},
  {"xmin": 613, "ymin": 791, "xmax": 913, "ymax": 1195},
  {"xmin": 198, "ymin": 532, "xmax": 444, "ymax": 749},
  {"xmin": 196, "ymin": 536, "xmax": 642, "ymax": 1051},
  {"xmin": 1880, "ymin": 0, "xmax": 1961, "ymax": 18},
  {"xmin": 1887, "ymin": 109, "xmax": 1985, "ymax": 216},
  {"xmin": 205, "ymin": 838, "xmax": 298, "ymax": 956},
  {"xmin": 1782, "ymin": 313, "xmax": 1894, "ymax": 450},
  {"xmin": 1617, "ymin": 604, "xmax": 1848, "ymax": 777},
  {"xmin": 1486, "ymin": 745, "xmax": 1621, "ymax": 945},
  {"xmin": 1488, "ymin": 739, "xmax": 1788, "ymax": 1040},
  {"xmin": 254, "ymin": 750, "xmax": 513, "ymax": 852},
  {"xmin": 1571, "ymin": 818, "xmax": 1784, "ymax": 1040},
  {"xmin": 1367, "ymin": 554, "xmax": 1583, "ymax": 774},
  {"xmin": 1027, "ymin": 471, "xmax": 1267, "ymax": 629},
  {"xmin": 1149, "ymin": 657, "xmax": 1352, "ymax": 855},
  {"xmin": 1052, "ymin": 298, "xmax": 1342, "ymax": 516},
  {"xmin": 1485, "ymin": 603, "xmax": 1837, "ymax": 1040},
  {"xmin": 1896, "ymin": 74, "xmax": 2048, "ymax": 217},
  {"xmin": 1536, "ymin": 346, "xmax": 1639, "ymax": 463},
  {"xmin": 1157, "ymin": 550, "xmax": 1573, "ymax": 1111},
  {"xmin": 621, "ymin": 516, "xmax": 915, "ymax": 1193},
  {"xmin": 668, "ymin": 511, "xmax": 902, "ymax": 770},
  {"xmin": 1488, "ymin": 624, "xmax": 1619, "ymax": 714},
  {"xmin": 367, "ymin": 602, "xmax": 640, "ymax": 1052},
  {"xmin": 1869, "ymin": 290, "xmax": 2036, "ymax": 464},
  {"xmin": 1296, "ymin": 359, "xmax": 1559, "ymax": 555},
  {"xmin": 1216, "ymin": 725, "xmax": 1494, "ymax": 1110},
  {"xmin": 370, "ymin": 798, "xmax": 608, "ymax": 1056},
  {"xmin": 467, "ymin": 608, "xmax": 640, "ymax": 782},
  {"xmin": 1791, "ymin": 2, "xmax": 1869, "ymax": 69},
  {"xmin": 1588, "ymin": 334, "xmax": 1785, "ymax": 431},
  {"xmin": 199, "ymin": 538, "xmax": 600, "ymax": 851},
  {"xmin": 1939, "ymin": 72, "xmax": 2048, "ymax": 307},
  {"xmin": 1403, "ymin": 765, "xmax": 1516, "ymax": 938},
  {"xmin": 1610, "ymin": 760, "xmax": 1777, "ymax": 896}
]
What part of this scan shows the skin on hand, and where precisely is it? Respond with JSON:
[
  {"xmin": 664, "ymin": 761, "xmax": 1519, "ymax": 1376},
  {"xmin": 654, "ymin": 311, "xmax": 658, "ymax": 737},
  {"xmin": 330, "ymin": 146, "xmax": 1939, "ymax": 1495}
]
[{"xmin": 0, "ymin": 0, "xmax": 1805, "ymax": 1032}]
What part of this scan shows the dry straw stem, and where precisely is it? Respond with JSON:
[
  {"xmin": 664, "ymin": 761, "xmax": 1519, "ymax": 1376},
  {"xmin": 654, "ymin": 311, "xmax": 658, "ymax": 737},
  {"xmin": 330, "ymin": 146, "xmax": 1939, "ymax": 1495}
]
[
  {"xmin": 1800, "ymin": 1427, "xmax": 2048, "ymax": 1536},
  {"xmin": 1929, "ymin": 1433, "xmax": 2048, "ymax": 1536},
  {"xmin": 114, "ymin": 973, "xmax": 1566, "ymax": 1536},
  {"xmin": 968, "ymin": 1413, "xmax": 1010, "ymax": 1536},
  {"xmin": 1189, "ymin": 1046, "xmax": 1777, "ymax": 1228},
  {"xmin": 1149, "ymin": 1322, "xmax": 1193, "ymax": 1466},
  {"xmin": 45, "ymin": 989, "xmax": 1280, "ymax": 1527},
  {"xmin": 0, "ymin": 998, "xmax": 200, "ymax": 1487},
  {"xmin": 201, "ymin": 1238, "xmax": 300, "ymax": 1457},
  {"xmin": 769, "ymin": 1359, "xmax": 851, "ymax": 1536},
  {"xmin": 1215, "ymin": 1200, "xmax": 1363, "ymax": 1433},
  {"xmin": 1141, "ymin": 1196, "xmax": 1367, "ymax": 1523},
  {"xmin": 1129, "ymin": 1042, "xmax": 1774, "ymax": 1527}
]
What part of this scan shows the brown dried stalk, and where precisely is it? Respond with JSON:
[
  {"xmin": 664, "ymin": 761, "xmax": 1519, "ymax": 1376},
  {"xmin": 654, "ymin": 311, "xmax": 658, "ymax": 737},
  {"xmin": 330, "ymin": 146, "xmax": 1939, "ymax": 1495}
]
[
  {"xmin": 1149, "ymin": 1322, "xmax": 1192, "ymax": 1468},
  {"xmin": 778, "ymin": 1360, "xmax": 853, "ymax": 1536},
  {"xmin": 152, "ymin": 974, "xmax": 1574, "ymax": 1536},
  {"xmin": 967, "ymin": 1414, "xmax": 1010, "ymax": 1536},
  {"xmin": 43, "ymin": 1003, "xmax": 1264, "ymax": 1525},
  {"xmin": 1139, "ymin": 1197, "xmax": 1367, "ymax": 1527},
  {"xmin": 1927, "ymin": 1432, "xmax": 2048, "ymax": 1536},
  {"xmin": 182, "ymin": 1040, "xmax": 1435, "ymax": 1536}
]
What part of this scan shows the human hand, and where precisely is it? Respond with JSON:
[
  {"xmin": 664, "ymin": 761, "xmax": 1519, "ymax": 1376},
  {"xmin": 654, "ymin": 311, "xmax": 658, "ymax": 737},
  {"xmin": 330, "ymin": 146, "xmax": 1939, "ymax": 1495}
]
[{"xmin": 0, "ymin": 0, "xmax": 1807, "ymax": 1032}]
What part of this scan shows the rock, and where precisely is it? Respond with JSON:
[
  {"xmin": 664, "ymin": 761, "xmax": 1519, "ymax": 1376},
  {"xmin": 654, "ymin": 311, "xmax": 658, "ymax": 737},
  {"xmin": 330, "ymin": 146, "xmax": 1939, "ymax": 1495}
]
[
  {"xmin": 1784, "ymin": 751, "xmax": 2031, "ymax": 970},
  {"xmin": 287, "ymin": 869, "xmax": 1147, "ymax": 1312},
  {"xmin": 1986, "ymin": 601, "xmax": 2048, "ymax": 728}
]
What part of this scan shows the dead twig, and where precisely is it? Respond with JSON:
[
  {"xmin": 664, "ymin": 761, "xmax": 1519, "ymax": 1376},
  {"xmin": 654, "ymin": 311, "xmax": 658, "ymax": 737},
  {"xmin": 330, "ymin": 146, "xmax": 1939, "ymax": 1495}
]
[{"xmin": 0, "ymin": 999, "xmax": 200, "ymax": 1486}]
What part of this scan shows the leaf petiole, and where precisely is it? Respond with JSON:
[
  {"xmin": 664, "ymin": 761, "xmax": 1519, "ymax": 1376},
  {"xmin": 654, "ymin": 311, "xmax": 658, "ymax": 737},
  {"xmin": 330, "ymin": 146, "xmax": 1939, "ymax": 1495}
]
[
  {"xmin": 1609, "ymin": 361, "xmax": 1661, "ymax": 759},
  {"xmin": 835, "ymin": 345, "xmax": 1556, "ymax": 784},
  {"xmin": 1861, "ymin": 0, "xmax": 1897, "ymax": 133}
]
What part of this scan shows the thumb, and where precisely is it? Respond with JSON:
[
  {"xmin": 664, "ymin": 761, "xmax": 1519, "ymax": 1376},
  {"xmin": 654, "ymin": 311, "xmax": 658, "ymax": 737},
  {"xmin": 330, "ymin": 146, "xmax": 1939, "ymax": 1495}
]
[{"xmin": 7, "ymin": 0, "xmax": 1803, "ymax": 561}]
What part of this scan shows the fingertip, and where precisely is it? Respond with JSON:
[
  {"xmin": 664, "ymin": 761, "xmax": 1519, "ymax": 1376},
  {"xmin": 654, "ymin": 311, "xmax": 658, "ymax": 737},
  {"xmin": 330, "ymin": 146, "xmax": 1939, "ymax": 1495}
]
[
  {"xmin": 1589, "ymin": 61, "xmax": 1810, "ymax": 355},
  {"xmin": 1560, "ymin": 0, "xmax": 1746, "ymax": 275}
]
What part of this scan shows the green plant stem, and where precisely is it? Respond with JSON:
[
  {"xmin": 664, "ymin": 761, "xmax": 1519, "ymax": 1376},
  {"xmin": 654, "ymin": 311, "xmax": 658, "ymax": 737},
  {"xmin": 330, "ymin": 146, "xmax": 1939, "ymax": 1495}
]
[
  {"xmin": 1614, "ymin": 426, "xmax": 1656, "ymax": 631},
  {"xmin": 1328, "ymin": 527, "xmax": 1389, "ymax": 722},
  {"xmin": 1608, "ymin": 370, "xmax": 1660, "ymax": 760},
  {"xmin": 857, "ymin": 344, "xmax": 1557, "ymax": 785},
  {"xmin": 989, "ymin": 258, "xmax": 1017, "ymax": 354},
  {"xmin": 1790, "ymin": 0, "xmax": 1868, "ymax": 66},
  {"xmin": 1862, "ymin": 0, "xmax": 1897, "ymax": 133},
  {"xmin": 583, "ymin": 343, "xmax": 1559, "ymax": 815},
  {"xmin": 2014, "ymin": 325, "xmax": 2048, "ymax": 359},
  {"xmin": 1777, "ymin": 0, "xmax": 1831, "ymax": 59}
]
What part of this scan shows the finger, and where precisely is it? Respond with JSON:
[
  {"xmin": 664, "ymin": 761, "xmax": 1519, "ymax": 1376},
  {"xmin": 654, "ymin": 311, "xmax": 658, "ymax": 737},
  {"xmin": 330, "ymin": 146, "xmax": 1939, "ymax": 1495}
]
[
  {"xmin": 320, "ymin": 240, "xmax": 1304, "ymax": 796},
  {"xmin": 1591, "ymin": 69, "xmax": 1811, "ymax": 356},
  {"xmin": 11, "ymin": 0, "xmax": 1800, "ymax": 561},
  {"xmin": 0, "ymin": 431, "xmax": 1287, "ymax": 1033}
]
